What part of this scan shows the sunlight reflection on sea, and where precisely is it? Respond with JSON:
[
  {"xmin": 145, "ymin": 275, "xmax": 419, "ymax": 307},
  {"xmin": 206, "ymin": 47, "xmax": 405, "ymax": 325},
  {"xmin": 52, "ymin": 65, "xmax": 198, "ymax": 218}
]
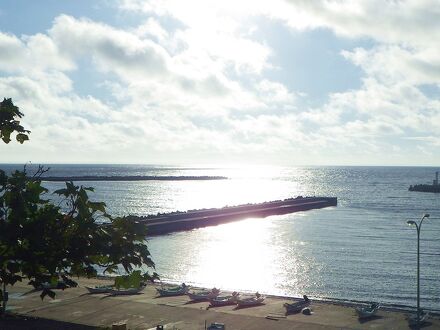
[{"xmin": 7, "ymin": 164, "xmax": 439, "ymax": 310}]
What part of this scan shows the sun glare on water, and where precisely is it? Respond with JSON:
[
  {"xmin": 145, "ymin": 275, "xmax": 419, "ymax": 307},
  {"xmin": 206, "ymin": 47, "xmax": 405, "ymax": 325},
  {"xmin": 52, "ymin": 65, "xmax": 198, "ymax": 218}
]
[
  {"xmin": 147, "ymin": 166, "xmax": 316, "ymax": 296},
  {"xmin": 173, "ymin": 165, "xmax": 300, "ymax": 211},
  {"xmin": 182, "ymin": 218, "xmax": 279, "ymax": 292}
]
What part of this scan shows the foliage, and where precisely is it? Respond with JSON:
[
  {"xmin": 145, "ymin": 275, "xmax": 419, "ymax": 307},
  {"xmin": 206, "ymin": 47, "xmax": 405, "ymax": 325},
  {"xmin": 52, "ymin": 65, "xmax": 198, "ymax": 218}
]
[
  {"xmin": 0, "ymin": 166, "xmax": 158, "ymax": 307},
  {"xmin": 0, "ymin": 98, "xmax": 30, "ymax": 144},
  {"xmin": 0, "ymin": 98, "xmax": 158, "ymax": 316}
]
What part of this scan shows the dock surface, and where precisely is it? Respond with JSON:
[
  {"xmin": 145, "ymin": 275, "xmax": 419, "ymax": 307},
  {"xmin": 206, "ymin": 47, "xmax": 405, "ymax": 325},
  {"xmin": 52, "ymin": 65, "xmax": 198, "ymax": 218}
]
[{"xmin": 132, "ymin": 197, "xmax": 337, "ymax": 235}]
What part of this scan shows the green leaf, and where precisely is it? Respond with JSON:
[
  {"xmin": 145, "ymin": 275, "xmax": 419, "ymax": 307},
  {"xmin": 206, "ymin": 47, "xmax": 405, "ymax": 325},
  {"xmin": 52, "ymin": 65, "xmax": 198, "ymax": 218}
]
[
  {"xmin": 40, "ymin": 289, "xmax": 56, "ymax": 300},
  {"xmin": 16, "ymin": 133, "xmax": 29, "ymax": 144},
  {"xmin": 0, "ymin": 98, "xmax": 30, "ymax": 144},
  {"xmin": 114, "ymin": 270, "xmax": 143, "ymax": 289}
]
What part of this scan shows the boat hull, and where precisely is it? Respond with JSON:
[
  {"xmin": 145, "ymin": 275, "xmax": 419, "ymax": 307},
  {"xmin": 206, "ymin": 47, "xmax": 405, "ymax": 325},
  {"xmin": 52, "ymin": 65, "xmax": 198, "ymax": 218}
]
[
  {"xmin": 236, "ymin": 297, "xmax": 265, "ymax": 307},
  {"xmin": 109, "ymin": 287, "xmax": 144, "ymax": 296},
  {"xmin": 85, "ymin": 286, "xmax": 113, "ymax": 294},
  {"xmin": 209, "ymin": 295, "xmax": 238, "ymax": 307},
  {"xmin": 187, "ymin": 289, "xmax": 220, "ymax": 301},
  {"xmin": 156, "ymin": 287, "xmax": 188, "ymax": 297}
]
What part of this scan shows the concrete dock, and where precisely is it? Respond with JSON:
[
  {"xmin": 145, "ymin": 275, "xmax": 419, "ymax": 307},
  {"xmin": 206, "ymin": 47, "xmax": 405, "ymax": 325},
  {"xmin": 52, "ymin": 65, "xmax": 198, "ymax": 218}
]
[{"xmin": 133, "ymin": 197, "xmax": 337, "ymax": 235}]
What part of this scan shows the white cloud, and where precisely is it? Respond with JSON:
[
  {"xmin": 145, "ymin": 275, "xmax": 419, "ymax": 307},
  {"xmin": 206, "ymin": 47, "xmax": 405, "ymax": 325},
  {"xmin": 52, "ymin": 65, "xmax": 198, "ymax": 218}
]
[
  {"xmin": 342, "ymin": 46, "xmax": 440, "ymax": 86},
  {"xmin": 1, "ymin": 1, "xmax": 440, "ymax": 165},
  {"xmin": 49, "ymin": 15, "xmax": 170, "ymax": 79},
  {"xmin": 135, "ymin": 17, "xmax": 169, "ymax": 41},
  {"xmin": 0, "ymin": 32, "xmax": 74, "ymax": 73}
]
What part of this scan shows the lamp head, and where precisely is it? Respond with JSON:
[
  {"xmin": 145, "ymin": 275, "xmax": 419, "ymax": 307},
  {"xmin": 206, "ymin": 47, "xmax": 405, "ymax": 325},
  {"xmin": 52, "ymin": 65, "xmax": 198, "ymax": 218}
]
[
  {"xmin": 423, "ymin": 213, "xmax": 430, "ymax": 218},
  {"xmin": 407, "ymin": 220, "xmax": 417, "ymax": 226}
]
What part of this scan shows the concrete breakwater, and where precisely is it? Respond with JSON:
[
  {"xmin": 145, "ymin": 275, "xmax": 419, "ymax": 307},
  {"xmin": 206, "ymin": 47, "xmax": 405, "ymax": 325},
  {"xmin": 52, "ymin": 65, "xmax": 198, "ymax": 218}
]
[
  {"xmin": 131, "ymin": 197, "xmax": 337, "ymax": 235},
  {"xmin": 40, "ymin": 175, "xmax": 227, "ymax": 181}
]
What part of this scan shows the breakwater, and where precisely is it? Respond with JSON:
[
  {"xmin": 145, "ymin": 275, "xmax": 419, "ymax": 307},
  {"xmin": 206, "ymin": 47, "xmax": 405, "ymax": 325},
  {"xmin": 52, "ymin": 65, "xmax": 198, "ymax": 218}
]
[
  {"xmin": 131, "ymin": 196, "xmax": 337, "ymax": 235},
  {"xmin": 409, "ymin": 184, "xmax": 440, "ymax": 193},
  {"xmin": 40, "ymin": 175, "xmax": 227, "ymax": 182},
  {"xmin": 409, "ymin": 171, "xmax": 440, "ymax": 193}
]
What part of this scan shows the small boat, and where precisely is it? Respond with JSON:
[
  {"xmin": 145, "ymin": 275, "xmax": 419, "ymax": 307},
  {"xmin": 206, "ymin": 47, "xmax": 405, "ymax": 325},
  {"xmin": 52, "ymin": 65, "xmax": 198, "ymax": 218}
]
[
  {"xmin": 284, "ymin": 295, "xmax": 310, "ymax": 314},
  {"xmin": 207, "ymin": 323, "xmax": 225, "ymax": 330},
  {"xmin": 408, "ymin": 310, "xmax": 430, "ymax": 327},
  {"xmin": 236, "ymin": 292, "xmax": 265, "ymax": 307},
  {"xmin": 355, "ymin": 302, "xmax": 380, "ymax": 319},
  {"xmin": 156, "ymin": 283, "xmax": 189, "ymax": 297},
  {"xmin": 209, "ymin": 292, "xmax": 240, "ymax": 307},
  {"xmin": 85, "ymin": 285, "xmax": 114, "ymax": 294},
  {"xmin": 109, "ymin": 285, "xmax": 145, "ymax": 296},
  {"xmin": 187, "ymin": 288, "xmax": 220, "ymax": 301}
]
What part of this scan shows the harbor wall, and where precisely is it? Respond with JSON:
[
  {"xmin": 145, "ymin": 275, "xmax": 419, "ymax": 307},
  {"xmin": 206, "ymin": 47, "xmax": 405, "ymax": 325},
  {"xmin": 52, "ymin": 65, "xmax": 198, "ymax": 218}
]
[{"xmin": 133, "ymin": 197, "xmax": 337, "ymax": 236}]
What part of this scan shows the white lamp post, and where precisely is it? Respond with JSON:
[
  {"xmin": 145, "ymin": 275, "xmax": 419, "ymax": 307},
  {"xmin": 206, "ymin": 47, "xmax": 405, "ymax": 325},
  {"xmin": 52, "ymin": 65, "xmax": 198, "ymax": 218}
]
[{"xmin": 406, "ymin": 213, "xmax": 430, "ymax": 326}]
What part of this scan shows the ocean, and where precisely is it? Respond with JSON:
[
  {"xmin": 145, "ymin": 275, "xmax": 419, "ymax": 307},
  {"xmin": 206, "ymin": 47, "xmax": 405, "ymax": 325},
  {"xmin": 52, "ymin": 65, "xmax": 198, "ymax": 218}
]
[{"xmin": 1, "ymin": 164, "xmax": 440, "ymax": 310}]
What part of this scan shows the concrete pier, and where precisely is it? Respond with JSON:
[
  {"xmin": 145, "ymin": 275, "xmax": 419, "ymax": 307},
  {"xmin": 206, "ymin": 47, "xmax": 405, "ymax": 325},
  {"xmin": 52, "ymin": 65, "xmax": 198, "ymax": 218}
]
[
  {"xmin": 132, "ymin": 197, "xmax": 337, "ymax": 235},
  {"xmin": 40, "ymin": 175, "xmax": 227, "ymax": 182}
]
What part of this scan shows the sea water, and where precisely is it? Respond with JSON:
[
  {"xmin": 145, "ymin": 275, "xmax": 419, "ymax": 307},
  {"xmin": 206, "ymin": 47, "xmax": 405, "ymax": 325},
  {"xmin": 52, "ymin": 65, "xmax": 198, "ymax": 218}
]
[{"xmin": 2, "ymin": 164, "xmax": 439, "ymax": 310}]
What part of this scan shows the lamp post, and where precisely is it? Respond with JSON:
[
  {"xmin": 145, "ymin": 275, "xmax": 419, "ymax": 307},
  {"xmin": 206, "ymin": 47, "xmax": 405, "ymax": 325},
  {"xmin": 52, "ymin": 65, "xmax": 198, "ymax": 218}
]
[{"xmin": 406, "ymin": 213, "xmax": 430, "ymax": 326}]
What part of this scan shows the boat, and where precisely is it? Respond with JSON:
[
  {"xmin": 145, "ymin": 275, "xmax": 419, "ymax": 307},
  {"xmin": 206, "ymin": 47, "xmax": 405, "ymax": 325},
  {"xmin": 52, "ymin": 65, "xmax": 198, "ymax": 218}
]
[
  {"xmin": 209, "ymin": 292, "xmax": 240, "ymax": 307},
  {"xmin": 187, "ymin": 288, "xmax": 220, "ymax": 301},
  {"xmin": 284, "ymin": 295, "xmax": 310, "ymax": 314},
  {"xmin": 355, "ymin": 302, "xmax": 380, "ymax": 319},
  {"xmin": 408, "ymin": 310, "xmax": 430, "ymax": 327},
  {"xmin": 156, "ymin": 283, "xmax": 189, "ymax": 297},
  {"xmin": 236, "ymin": 292, "xmax": 265, "ymax": 307},
  {"xmin": 109, "ymin": 285, "xmax": 145, "ymax": 296},
  {"xmin": 207, "ymin": 323, "xmax": 225, "ymax": 330},
  {"xmin": 85, "ymin": 285, "xmax": 114, "ymax": 294}
]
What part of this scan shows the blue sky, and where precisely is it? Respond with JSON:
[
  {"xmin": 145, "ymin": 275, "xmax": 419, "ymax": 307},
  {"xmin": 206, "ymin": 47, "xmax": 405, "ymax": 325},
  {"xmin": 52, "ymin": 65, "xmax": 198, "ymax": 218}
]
[{"xmin": 1, "ymin": 0, "xmax": 439, "ymax": 165}]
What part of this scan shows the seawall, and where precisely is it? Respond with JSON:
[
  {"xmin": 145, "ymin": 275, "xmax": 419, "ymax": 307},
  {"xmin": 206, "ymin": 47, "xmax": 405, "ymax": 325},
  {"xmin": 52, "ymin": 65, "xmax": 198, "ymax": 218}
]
[
  {"xmin": 131, "ymin": 197, "xmax": 337, "ymax": 235},
  {"xmin": 40, "ymin": 175, "xmax": 227, "ymax": 181}
]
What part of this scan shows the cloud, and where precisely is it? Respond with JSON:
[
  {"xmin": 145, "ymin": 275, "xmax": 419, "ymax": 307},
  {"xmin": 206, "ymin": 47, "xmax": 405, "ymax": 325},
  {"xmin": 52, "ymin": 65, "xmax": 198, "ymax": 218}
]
[
  {"xmin": 342, "ymin": 46, "xmax": 440, "ymax": 86},
  {"xmin": 49, "ymin": 15, "xmax": 170, "ymax": 79},
  {"xmin": 1, "ymin": 1, "xmax": 440, "ymax": 165},
  {"xmin": 0, "ymin": 32, "xmax": 74, "ymax": 73}
]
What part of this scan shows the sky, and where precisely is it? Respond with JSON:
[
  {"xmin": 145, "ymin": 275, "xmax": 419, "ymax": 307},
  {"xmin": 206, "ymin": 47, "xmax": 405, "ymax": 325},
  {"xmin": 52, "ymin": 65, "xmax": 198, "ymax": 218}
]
[{"xmin": 0, "ymin": 0, "xmax": 439, "ymax": 166}]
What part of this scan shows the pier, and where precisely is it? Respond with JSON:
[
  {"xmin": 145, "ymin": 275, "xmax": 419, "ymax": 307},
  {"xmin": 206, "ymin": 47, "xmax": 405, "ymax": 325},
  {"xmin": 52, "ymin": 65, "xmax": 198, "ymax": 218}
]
[
  {"xmin": 131, "ymin": 197, "xmax": 337, "ymax": 235},
  {"xmin": 409, "ymin": 171, "xmax": 440, "ymax": 193},
  {"xmin": 40, "ymin": 175, "xmax": 227, "ymax": 182}
]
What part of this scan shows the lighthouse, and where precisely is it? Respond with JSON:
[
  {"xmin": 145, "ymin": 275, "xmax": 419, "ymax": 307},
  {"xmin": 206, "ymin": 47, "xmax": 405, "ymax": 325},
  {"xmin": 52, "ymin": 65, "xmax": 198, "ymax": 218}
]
[{"xmin": 434, "ymin": 171, "xmax": 439, "ymax": 186}]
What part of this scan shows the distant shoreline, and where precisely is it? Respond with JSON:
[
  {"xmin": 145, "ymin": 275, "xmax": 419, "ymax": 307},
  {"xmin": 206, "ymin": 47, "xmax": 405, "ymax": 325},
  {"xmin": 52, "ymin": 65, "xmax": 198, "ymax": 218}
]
[{"xmin": 39, "ymin": 175, "xmax": 228, "ymax": 182}]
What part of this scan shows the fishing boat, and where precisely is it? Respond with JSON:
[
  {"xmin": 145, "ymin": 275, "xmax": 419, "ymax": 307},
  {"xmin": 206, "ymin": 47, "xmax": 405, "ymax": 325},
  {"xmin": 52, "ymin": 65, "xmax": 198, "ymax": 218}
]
[
  {"xmin": 284, "ymin": 295, "xmax": 310, "ymax": 314},
  {"xmin": 236, "ymin": 292, "xmax": 265, "ymax": 307},
  {"xmin": 355, "ymin": 302, "xmax": 380, "ymax": 319},
  {"xmin": 408, "ymin": 310, "xmax": 430, "ymax": 327},
  {"xmin": 156, "ymin": 283, "xmax": 189, "ymax": 297},
  {"xmin": 209, "ymin": 292, "xmax": 240, "ymax": 307},
  {"xmin": 85, "ymin": 285, "xmax": 114, "ymax": 294},
  {"xmin": 109, "ymin": 285, "xmax": 145, "ymax": 296},
  {"xmin": 187, "ymin": 288, "xmax": 220, "ymax": 301}
]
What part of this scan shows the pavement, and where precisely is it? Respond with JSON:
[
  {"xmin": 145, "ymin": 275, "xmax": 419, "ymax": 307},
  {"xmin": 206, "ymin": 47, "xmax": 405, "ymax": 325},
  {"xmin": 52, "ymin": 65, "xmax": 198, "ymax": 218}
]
[{"xmin": 4, "ymin": 278, "xmax": 440, "ymax": 329}]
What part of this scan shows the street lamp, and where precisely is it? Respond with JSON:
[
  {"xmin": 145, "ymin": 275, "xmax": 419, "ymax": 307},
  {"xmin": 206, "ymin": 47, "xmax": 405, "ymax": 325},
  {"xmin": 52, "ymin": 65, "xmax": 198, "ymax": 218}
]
[{"xmin": 406, "ymin": 213, "xmax": 430, "ymax": 326}]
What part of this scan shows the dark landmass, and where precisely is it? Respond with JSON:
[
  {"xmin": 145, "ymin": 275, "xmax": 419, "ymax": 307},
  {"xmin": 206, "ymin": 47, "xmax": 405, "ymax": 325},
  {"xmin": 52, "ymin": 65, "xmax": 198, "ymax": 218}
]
[
  {"xmin": 409, "ymin": 184, "xmax": 440, "ymax": 193},
  {"xmin": 39, "ymin": 175, "xmax": 227, "ymax": 182},
  {"xmin": 409, "ymin": 171, "xmax": 440, "ymax": 193},
  {"xmin": 128, "ymin": 196, "xmax": 338, "ymax": 235}
]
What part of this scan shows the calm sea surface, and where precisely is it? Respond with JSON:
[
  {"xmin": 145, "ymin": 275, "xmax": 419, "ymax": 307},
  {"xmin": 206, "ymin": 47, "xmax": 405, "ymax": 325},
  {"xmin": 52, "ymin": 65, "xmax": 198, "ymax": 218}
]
[{"xmin": 2, "ymin": 164, "xmax": 440, "ymax": 310}]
